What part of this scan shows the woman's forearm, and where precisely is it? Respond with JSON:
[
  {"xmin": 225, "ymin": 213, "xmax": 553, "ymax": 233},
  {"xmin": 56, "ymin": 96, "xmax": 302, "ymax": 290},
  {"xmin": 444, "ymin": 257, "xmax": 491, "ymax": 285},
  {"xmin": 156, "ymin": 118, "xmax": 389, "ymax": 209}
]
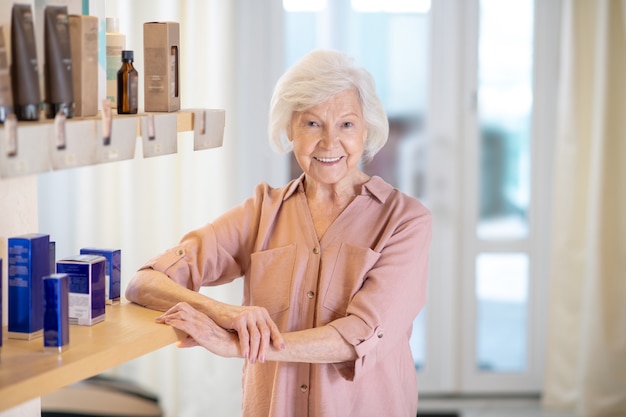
[
  {"xmin": 125, "ymin": 268, "xmax": 222, "ymax": 314},
  {"xmin": 265, "ymin": 325, "xmax": 357, "ymax": 364},
  {"xmin": 156, "ymin": 300, "xmax": 356, "ymax": 364}
]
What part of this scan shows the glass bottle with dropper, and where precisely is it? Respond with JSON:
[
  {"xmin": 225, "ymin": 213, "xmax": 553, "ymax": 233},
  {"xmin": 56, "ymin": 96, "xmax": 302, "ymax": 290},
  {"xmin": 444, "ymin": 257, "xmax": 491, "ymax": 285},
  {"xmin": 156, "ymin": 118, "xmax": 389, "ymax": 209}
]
[{"xmin": 117, "ymin": 50, "xmax": 138, "ymax": 114}]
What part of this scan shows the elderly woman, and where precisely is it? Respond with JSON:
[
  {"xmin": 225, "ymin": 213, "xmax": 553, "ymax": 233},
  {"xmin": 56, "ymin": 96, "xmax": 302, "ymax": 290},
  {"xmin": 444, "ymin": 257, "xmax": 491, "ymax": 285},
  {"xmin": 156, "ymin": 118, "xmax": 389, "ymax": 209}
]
[{"xmin": 125, "ymin": 49, "xmax": 432, "ymax": 417}]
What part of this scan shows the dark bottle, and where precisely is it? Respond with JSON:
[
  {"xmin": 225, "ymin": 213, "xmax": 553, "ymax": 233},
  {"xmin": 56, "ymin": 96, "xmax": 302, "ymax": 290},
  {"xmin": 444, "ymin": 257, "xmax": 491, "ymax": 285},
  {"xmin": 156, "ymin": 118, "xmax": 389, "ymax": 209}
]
[
  {"xmin": 44, "ymin": 6, "xmax": 75, "ymax": 119},
  {"xmin": 11, "ymin": 4, "xmax": 41, "ymax": 121},
  {"xmin": 117, "ymin": 50, "xmax": 138, "ymax": 114}
]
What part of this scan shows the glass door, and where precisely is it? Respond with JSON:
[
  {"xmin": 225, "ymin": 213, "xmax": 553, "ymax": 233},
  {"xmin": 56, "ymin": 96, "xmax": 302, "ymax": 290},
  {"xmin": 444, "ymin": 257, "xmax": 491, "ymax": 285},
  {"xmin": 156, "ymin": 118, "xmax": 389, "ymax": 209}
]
[
  {"xmin": 459, "ymin": 0, "xmax": 557, "ymax": 392},
  {"xmin": 422, "ymin": 0, "xmax": 556, "ymax": 393}
]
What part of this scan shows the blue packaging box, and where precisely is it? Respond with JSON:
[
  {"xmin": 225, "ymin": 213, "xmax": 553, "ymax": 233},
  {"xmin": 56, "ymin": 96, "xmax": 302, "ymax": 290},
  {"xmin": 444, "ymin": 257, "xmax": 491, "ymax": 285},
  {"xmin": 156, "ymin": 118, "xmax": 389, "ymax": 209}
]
[
  {"xmin": 43, "ymin": 273, "xmax": 70, "ymax": 352},
  {"xmin": 1, "ymin": 258, "xmax": 3, "ymax": 354},
  {"xmin": 80, "ymin": 248, "xmax": 121, "ymax": 304},
  {"xmin": 8, "ymin": 233, "xmax": 51, "ymax": 339},
  {"xmin": 56, "ymin": 254, "xmax": 106, "ymax": 326}
]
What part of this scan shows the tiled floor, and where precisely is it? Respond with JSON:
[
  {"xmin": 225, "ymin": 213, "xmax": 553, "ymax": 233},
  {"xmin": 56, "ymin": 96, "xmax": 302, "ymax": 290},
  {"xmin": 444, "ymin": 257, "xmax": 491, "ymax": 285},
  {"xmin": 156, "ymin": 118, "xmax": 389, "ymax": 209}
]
[{"xmin": 418, "ymin": 396, "xmax": 577, "ymax": 417}]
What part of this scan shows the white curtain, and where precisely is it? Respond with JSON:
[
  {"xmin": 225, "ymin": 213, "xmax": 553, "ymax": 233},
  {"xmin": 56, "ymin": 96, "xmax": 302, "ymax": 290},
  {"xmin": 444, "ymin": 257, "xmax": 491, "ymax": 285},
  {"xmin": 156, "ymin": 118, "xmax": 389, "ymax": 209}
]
[
  {"xmin": 38, "ymin": 1, "xmax": 287, "ymax": 416},
  {"xmin": 543, "ymin": 1, "xmax": 626, "ymax": 416}
]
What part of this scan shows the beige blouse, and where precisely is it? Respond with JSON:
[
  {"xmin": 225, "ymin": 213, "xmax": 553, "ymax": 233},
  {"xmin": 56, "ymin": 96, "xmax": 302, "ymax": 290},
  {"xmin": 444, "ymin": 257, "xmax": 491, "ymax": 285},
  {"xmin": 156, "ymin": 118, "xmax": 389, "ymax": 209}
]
[{"xmin": 142, "ymin": 174, "xmax": 432, "ymax": 417}]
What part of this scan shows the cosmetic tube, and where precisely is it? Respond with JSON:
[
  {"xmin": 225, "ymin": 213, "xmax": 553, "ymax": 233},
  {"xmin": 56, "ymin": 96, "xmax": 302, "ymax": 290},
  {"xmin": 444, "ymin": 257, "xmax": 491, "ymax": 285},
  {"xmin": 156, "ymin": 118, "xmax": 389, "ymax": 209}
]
[
  {"xmin": 44, "ymin": 6, "xmax": 74, "ymax": 119},
  {"xmin": 11, "ymin": 4, "xmax": 41, "ymax": 121},
  {"xmin": 43, "ymin": 273, "xmax": 70, "ymax": 353},
  {"xmin": 102, "ymin": 99, "xmax": 112, "ymax": 145},
  {"xmin": 0, "ymin": 27, "xmax": 14, "ymax": 123}
]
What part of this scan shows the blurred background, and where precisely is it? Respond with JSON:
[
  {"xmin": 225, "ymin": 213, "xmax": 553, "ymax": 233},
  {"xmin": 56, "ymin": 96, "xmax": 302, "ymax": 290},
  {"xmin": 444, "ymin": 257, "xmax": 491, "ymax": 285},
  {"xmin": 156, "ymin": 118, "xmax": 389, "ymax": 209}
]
[{"xmin": 15, "ymin": 0, "xmax": 625, "ymax": 416}]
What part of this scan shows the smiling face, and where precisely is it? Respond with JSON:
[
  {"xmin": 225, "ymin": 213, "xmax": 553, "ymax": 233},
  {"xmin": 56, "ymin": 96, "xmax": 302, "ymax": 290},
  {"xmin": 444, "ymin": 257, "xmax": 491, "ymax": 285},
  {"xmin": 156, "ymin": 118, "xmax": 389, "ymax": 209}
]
[{"xmin": 289, "ymin": 89, "xmax": 368, "ymax": 191}]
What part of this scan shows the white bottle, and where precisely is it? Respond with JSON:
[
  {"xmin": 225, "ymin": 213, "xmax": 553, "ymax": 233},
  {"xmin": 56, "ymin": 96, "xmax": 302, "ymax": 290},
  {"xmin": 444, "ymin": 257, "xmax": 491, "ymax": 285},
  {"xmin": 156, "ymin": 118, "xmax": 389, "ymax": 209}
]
[{"xmin": 105, "ymin": 17, "xmax": 125, "ymax": 107}]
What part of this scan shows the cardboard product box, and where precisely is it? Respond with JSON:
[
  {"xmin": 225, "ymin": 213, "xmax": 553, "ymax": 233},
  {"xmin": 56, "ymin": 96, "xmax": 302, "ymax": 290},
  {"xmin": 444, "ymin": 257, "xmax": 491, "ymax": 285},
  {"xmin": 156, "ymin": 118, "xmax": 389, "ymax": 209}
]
[
  {"xmin": 56, "ymin": 254, "xmax": 106, "ymax": 326},
  {"xmin": 8, "ymin": 233, "xmax": 51, "ymax": 339},
  {"xmin": 69, "ymin": 14, "xmax": 98, "ymax": 117},
  {"xmin": 80, "ymin": 247, "xmax": 121, "ymax": 304},
  {"xmin": 143, "ymin": 21, "xmax": 180, "ymax": 112}
]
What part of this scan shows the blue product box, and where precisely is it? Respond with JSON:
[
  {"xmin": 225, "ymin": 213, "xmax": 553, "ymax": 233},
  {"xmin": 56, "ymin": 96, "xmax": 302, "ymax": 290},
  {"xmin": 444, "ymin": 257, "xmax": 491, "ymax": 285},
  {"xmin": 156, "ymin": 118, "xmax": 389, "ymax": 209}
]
[
  {"xmin": 80, "ymin": 248, "xmax": 121, "ymax": 304},
  {"xmin": 1, "ymin": 258, "xmax": 3, "ymax": 355},
  {"xmin": 43, "ymin": 273, "xmax": 70, "ymax": 353},
  {"xmin": 8, "ymin": 233, "xmax": 51, "ymax": 339},
  {"xmin": 56, "ymin": 254, "xmax": 106, "ymax": 326}
]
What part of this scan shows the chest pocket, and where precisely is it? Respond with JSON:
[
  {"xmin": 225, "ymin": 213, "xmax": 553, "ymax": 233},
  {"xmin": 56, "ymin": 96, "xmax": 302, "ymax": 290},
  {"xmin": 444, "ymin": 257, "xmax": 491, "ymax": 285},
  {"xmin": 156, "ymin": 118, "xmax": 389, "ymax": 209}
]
[
  {"xmin": 249, "ymin": 244, "xmax": 296, "ymax": 316},
  {"xmin": 322, "ymin": 243, "xmax": 381, "ymax": 317}
]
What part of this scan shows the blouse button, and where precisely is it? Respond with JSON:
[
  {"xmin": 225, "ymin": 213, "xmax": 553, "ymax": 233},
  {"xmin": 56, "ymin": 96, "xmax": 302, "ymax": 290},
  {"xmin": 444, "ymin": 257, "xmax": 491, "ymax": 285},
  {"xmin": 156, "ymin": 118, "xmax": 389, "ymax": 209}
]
[
  {"xmin": 307, "ymin": 291, "xmax": 315, "ymax": 299},
  {"xmin": 176, "ymin": 249, "xmax": 183, "ymax": 256},
  {"xmin": 377, "ymin": 332, "xmax": 384, "ymax": 339},
  {"xmin": 300, "ymin": 384, "xmax": 308, "ymax": 393},
  {"xmin": 313, "ymin": 247, "xmax": 320, "ymax": 254}
]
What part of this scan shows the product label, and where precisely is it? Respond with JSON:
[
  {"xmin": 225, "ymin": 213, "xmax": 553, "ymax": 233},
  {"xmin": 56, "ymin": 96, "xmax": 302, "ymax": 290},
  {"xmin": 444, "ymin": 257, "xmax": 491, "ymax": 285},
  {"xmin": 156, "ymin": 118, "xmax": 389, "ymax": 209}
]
[
  {"xmin": 69, "ymin": 292, "xmax": 90, "ymax": 324},
  {"xmin": 106, "ymin": 46, "xmax": 123, "ymax": 79},
  {"xmin": 130, "ymin": 76, "xmax": 138, "ymax": 109}
]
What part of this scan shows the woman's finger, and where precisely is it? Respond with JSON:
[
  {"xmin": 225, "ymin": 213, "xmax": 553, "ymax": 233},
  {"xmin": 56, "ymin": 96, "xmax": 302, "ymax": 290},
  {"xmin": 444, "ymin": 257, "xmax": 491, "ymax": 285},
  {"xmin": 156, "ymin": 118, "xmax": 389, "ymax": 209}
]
[
  {"xmin": 238, "ymin": 326, "xmax": 250, "ymax": 362},
  {"xmin": 247, "ymin": 321, "xmax": 261, "ymax": 364},
  {"xmin": 256, "ymin": 320, "xmax": 272, "ymax": 363},
  {"xmin": 267, "ymin": 317, "xmax": 285, "ymax": 350}
]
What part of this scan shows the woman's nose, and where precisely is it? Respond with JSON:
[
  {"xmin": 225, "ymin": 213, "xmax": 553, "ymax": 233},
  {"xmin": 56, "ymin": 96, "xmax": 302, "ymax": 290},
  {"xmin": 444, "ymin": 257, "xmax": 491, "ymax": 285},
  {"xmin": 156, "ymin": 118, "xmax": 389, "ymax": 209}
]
[{"xmin": 320, "ymin": 127, "xmax": 339, "ymax": 147}]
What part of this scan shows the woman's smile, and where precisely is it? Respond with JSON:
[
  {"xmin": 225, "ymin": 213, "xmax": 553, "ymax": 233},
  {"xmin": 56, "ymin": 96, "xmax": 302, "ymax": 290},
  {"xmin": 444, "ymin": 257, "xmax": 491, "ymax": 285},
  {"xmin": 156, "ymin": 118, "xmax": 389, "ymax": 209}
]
[{"xmin": 314, "ymin": 156, "xmax": 344, "ymax": 164}]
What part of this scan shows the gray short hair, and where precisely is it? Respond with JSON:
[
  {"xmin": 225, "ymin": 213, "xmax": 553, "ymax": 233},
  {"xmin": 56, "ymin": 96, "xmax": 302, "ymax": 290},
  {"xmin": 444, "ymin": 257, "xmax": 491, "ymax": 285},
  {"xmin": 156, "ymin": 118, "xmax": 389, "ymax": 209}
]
[{"xmin": 269, "ymin": 49, "xmax": 389, "ymax": 162}]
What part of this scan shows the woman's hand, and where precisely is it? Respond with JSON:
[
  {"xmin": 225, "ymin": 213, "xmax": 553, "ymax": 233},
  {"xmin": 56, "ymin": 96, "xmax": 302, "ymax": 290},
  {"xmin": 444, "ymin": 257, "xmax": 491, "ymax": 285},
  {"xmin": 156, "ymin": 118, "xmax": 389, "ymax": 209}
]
[
  {"xmin": 156, "ymin": 302, "xmax": 240, "ymax": 359},
  {"xmin": 213, "ymin": 303, "xmax": 285, "ymax": 364},
  {"xmin": 127, "ymin": 269, "xmax": 284, "ymax": 362}
]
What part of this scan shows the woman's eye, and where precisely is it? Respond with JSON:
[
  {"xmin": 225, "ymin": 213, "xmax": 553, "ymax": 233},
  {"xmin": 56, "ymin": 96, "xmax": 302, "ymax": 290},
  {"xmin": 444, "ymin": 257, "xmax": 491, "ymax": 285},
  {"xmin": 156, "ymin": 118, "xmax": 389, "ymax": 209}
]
[
  {"xmin": 343, "ymin": 122, "xmax": 353, "ymax": 128},
  {"xmin": 307, "ymin": 121, "xmax": 318, "ymax": 127}
]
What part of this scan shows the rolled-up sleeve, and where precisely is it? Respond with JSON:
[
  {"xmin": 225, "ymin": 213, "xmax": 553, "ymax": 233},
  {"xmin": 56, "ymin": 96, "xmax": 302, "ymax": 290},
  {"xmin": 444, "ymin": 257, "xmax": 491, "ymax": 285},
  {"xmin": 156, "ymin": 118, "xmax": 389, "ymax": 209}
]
[
  {"xmin": 137, "ymin": 184, "xmax": 273, "ymax": 290},
  {"xmin": 139, "ymin": 223, "xmax": 242, "ymax": 290},
  {"xmin": 139, "ymin": 243, "xmax": 193, "ymax": 287}
]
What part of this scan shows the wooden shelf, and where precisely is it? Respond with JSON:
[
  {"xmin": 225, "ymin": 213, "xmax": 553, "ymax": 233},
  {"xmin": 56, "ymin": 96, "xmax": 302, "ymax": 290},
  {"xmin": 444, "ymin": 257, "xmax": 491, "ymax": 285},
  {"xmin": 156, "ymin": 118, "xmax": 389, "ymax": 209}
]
[
  {"xmin": 0, "ymin": 108, "xmax": 225, "ymax": 179},
  {"xmin": 0, "ymin": 301, "xmax": 179, "ymax": 412}
]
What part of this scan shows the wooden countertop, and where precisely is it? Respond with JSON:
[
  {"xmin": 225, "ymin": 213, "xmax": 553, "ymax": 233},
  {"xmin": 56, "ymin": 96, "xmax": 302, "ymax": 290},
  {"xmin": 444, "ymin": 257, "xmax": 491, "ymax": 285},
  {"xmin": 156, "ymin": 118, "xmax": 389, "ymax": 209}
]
[{"xmin": 0, "ymin": 301, "xmax": 179, "ymax": 412}]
